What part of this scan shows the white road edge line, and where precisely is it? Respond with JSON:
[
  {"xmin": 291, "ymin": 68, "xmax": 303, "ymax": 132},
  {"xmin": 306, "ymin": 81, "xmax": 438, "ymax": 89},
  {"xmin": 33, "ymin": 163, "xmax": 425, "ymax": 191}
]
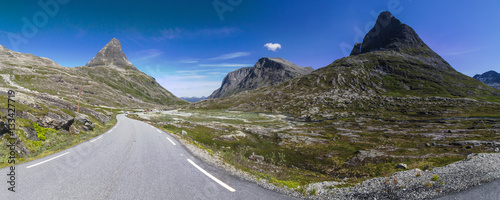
[
  {"xmin": 157, "ymin": 130, "xmax": 162, "ymax": 133},
  {"xmin": 166, "ymin": 137, "xmax": 176, "ymax": 145},
  {"xmin": 90, "ymin": 136, "xmax": 103, "ymax": 143},
  {"xmin": 187, "ymin": 159, "xmax": 236, "ymax": 192},
  {"xmin": 26, "ymin": 152, "xmax": 70, "ymax": 168}
]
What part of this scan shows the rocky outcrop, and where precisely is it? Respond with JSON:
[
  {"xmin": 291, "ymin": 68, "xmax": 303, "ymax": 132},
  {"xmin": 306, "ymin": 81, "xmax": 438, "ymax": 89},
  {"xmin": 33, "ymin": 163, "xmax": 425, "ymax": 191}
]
[
  {"xmin": 75, "ymin": 113, "xmax": 95, "ymax": 131},
  {"xmin": 85, "ymin": 38, "xmax": 134, "ymax": 69},
  {"xmin": 208, "ymin": 57, "xmax": 314, "ymax": 99},
  {"xmin": 473, "ymin": 70, "xmax": 500, "ymax": 90},
  {"xmin": 38, "ymin": 112, "xmax": 74, "ymax": 131}
]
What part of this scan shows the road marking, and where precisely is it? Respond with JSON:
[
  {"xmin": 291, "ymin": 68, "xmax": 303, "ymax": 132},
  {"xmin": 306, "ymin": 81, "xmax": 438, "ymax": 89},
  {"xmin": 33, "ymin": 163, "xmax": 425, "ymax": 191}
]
[
  {"xmin": 187, "ymin": 159, "xmax": 236, "ymax": 192},
  {"xmin": 26, "ymin": 152, "xmax": 70, "ymax": 168},
  {"xmin": 157, "ymin": 129, "xmax": 162, "ymax": 133},
  {"xmin": 166, "ymin": 137, "xmax": 176, "ymax": 145},
  {"xmin": 90, "ymin": 136, "xmax": 103, "ymax": 143}
]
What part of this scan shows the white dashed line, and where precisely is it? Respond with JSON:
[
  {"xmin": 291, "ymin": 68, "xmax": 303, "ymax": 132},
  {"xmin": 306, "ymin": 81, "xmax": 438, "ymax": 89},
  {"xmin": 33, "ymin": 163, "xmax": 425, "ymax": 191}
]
[
  {"xmin": 157, "ymin": 129, "xmax": 162, "ymax": 133},
  {"xmin": 187, "ymin": 159, "xmax": 236, "ymax": 192},
  {"xmin": 166, "ymin": 137, "xmax": 176, "ymax": 145},
  {"xmin": 26, "ymin": 152, "xmax": 70, "ymax": 168},
  {"xmin": 90, "ymin": 136, "xmax": 103, "ymax": 143}
]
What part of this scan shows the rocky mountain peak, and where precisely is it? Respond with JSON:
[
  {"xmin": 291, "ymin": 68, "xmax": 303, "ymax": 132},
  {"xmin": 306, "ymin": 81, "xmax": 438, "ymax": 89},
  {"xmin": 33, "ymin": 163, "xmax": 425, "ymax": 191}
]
[
  {"xmin": 208, "ymin": 57, "xmax": 314, "ymax": 99},
  {"xmin": 474, "ymin": 70, "xmax": 500, "ymax": 90},
  {"xmin": 85, "ymin": 38, "xmax": 135, "ymax": 69},
  {"xmin": 350, "ymin": 11, "xmax": 428, "ymax": 56}
]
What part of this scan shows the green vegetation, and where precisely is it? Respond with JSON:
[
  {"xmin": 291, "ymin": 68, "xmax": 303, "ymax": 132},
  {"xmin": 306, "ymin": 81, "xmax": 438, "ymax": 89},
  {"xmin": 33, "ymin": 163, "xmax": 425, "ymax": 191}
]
[
  {"xmin": 130, "ymin": 108, "xmax": 500, "ymax": 191},
  {"xmin": 0, "ymin": 110, "xmax": 118, "ymax": 169},
  {"xmin": 431, "ymin": 174, "xmax": 440, "ymax": 181}
]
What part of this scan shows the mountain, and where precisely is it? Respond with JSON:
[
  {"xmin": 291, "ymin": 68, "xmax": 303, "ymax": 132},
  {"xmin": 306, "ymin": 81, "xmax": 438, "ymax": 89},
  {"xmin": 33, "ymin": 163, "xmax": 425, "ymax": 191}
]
[
  {"xmin": 181, "ymin": 96, "xmax": 207, "ymax": 103},
  {"xmin": 194, "ymin": 11, "xmax": 500, "ymax": 120},
  {"xmin": 85, "ymin": 38, "xmax": 134, "ymax": 69},
  {"xmin": 208, "ymin": 57, "xmax": 314, "ymax": 99},
  {"xmin": 473, "ymin": 70, "xmax": 500, "ymax": 90},
  {"xmin": 76, "ymin": 38, "xmax": 186, "ymax": 106}
]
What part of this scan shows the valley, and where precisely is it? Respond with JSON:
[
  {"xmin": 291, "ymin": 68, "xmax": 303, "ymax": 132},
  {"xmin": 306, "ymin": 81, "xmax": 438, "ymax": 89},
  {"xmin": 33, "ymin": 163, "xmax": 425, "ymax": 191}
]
[{"xmin": 129, "ymin": 108, "xmax": 500, "ymax": 197}]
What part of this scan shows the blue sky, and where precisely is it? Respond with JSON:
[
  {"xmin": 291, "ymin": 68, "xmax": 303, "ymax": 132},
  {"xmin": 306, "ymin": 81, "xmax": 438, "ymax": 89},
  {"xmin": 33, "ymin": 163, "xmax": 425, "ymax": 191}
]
[{"xmin": 1, "ymin": 1, "xmax": 499, "ymax": 97}]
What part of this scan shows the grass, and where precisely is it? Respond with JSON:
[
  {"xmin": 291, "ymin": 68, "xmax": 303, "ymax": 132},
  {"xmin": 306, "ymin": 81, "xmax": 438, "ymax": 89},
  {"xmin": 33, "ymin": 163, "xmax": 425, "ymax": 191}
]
[
  {"xmin": 129, "ymin": 108, "xmax": 500, "ymax": 191},
  {"xmin": 0, "ymin": 112, "xmax": 118, "ymax": 169}
]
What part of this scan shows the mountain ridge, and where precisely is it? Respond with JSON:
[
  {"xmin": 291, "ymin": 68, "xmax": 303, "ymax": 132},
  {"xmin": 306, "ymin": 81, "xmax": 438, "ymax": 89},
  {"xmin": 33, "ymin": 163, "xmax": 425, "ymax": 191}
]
[
  {"xmin": 474, "ymin": 70, "xmax": 500, "ymax": 90},
  {"xmin": 208, "ymin": 57, "xmax": 314, "ymax": 99}
]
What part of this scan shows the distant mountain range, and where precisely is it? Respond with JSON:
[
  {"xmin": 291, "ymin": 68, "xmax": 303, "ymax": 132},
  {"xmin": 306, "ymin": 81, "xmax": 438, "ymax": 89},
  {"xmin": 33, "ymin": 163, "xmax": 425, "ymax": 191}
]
[
  {"xmin": 181, "ymin": 96, "xmax": 207, "ymax": 103},
  {"xmin": 474, "ymin": 70, "xmax": 500, "ymax": 90},
  {"xmin": 195, "ymin": 11, "xmax": 500, "ymax": 121},
  {"xmin": 208, "ymin": 57, "xmax": 314, "ymax": 99}
]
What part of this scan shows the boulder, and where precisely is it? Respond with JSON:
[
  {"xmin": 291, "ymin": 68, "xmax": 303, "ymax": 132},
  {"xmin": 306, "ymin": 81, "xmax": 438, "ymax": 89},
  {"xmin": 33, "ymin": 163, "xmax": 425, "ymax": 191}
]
[
  {"xmin": 396, "ymin": 163, "xmax": 408, "ymax": 170},
  {"xmin": 74, "ymin": 113, "xmax": 94, "ymax": 131},
  {"xmin": 38, "ymin": 112, "xmax": 74, "ymax": 130},
  {"xmin": 0, "ymin": 119, "xmax": 8, "ymax": 136},
  {"xmin": 69, "ymin": 124, "xmax": 80, "ymax": 134},
  {"xmin": 248, "ymin": 152, "xmax": 264, "ymax": 162}
]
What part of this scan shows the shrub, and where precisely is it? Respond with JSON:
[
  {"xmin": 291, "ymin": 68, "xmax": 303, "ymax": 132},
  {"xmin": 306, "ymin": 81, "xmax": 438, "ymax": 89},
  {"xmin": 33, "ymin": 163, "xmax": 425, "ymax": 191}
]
[{"xmin": 431, "ymin": 174, "xmax": 440, "ymax": 181}]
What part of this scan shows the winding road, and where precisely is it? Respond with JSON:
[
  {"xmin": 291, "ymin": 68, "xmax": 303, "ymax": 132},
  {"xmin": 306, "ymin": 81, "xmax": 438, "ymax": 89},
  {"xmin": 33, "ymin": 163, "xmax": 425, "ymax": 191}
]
[{"xmin": 1, "ymin": 114, "xmax": 293, "ymax": 199}]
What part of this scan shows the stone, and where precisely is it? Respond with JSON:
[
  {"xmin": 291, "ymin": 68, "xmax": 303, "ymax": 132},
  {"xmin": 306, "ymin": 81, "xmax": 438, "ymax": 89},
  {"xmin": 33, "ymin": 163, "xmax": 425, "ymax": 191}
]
[
  {"xmin": 495, "ymin": 148, "xmax": 499, "ymax": 152},
  {"xmin": 75, "ymin": 113, "xmax": 90, "ymax": 124},
  {"xmin": 466, "ymin": 145, "xmax": 473, "ymax": 149},
  {"xmin": 396, "ymin": 163, "xmax": 408, "ymax": 170},
  {"xmin": 248, "ymin": 152, "xmax": 264, "ymax": 162},
  {"xmin": 38, "ymin": 112, "xmax": 74, "ymax": 130},
  {"xmin": 69, "ymin": 124, "xmax": 80, "ymax": 134},
  {"xmin": 181, "ymin": 130, "xmax": 187, "ymax": 135}
]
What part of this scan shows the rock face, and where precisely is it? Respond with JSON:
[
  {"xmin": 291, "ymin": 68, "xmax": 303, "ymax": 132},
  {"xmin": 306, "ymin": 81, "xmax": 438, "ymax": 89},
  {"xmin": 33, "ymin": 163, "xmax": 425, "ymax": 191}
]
[
  {"xmin": 208, "ymin": 57, "xmax": 314, "ymax": 99},
  {"xmin": 350, "ymin": 11, "xmax": 427, "ymax": 56},
  {"xmin": 473, "ymin": 70, "xmax": 500, "ymax": 90},
  {"xmin": 85, "ymin": 38, "xmax": 134, "ymax": 69}
]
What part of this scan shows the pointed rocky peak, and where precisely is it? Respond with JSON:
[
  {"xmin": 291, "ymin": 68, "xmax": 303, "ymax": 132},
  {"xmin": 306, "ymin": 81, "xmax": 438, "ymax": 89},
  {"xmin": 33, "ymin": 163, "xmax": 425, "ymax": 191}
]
[
  {"xmin": 350, "ymin": 11, "xmax": 428, "ymax": 56},
  {"xmin": 85, "ymin": 38, "xmax": 135, "ymax": 69}
]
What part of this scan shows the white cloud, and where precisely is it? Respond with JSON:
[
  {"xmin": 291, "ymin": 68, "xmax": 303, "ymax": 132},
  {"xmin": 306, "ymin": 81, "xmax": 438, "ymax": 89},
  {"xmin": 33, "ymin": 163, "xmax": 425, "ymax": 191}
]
[
  {"xmin": 209, "ymin": 52, "xmax": 250, "ymax": 60},
  {"xmin": 264, "ymin": 43, "xmax": 282, "ymax": 51},
  {"xmin": 198, "ymin": 63, "xmax": 253, "ymax": 67}
]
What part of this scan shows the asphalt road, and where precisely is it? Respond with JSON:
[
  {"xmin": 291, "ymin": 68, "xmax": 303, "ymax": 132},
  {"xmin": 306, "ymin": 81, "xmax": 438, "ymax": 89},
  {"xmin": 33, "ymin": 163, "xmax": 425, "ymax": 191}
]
[
  {"xmin": 435, "ymin": 179, "xmax": 500, "ymax": 200},
  {"xmin": 1, "ymin": 114, "xmax": 294, "ymax": 199}
]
